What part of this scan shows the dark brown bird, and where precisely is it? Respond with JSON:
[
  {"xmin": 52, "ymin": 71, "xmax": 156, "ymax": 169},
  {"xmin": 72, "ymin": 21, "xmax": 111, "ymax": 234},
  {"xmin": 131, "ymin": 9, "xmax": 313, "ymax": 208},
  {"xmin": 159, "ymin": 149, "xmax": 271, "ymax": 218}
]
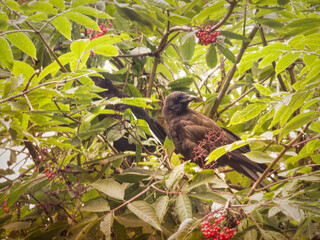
[{"xmin": 163, "ymin": 91, "xmax": 269, "ymax": 188}]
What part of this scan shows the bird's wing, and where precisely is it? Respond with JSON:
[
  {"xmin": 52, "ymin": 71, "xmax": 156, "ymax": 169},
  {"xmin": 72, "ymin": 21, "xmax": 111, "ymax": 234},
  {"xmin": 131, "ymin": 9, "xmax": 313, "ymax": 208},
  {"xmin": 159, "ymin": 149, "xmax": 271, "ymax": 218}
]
[{"xmin": 181, "ymin": 110, "xmax": 218, "ymax": 144}]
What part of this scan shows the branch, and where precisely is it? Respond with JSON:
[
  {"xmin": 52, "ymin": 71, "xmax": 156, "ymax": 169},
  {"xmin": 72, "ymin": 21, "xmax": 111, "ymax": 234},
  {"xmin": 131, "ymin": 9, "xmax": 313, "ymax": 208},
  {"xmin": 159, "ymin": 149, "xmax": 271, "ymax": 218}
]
[
  {"xmin": 0, "ymin": 73, "xmax": 93, "ymax": 104},
  {"xmin": 209, "ymin": 25, "xmax": 259, "ymax": 118},
  {"xmin": 246, "ymin": 122, "xmax": 312, "ymax": 198},
  {"xmin": 218, "ymin": 71, "xmax": 274, "ymax": 116}
]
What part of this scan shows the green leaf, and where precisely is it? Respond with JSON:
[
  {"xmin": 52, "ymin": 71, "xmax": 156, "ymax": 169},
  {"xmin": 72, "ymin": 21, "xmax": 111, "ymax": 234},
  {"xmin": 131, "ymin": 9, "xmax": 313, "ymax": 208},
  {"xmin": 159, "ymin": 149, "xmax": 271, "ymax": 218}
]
[
  {"xmin": 187, "ymin": 170, "xmax": 216, "ymax": 191},
  {"xmin": 64, "ymin": 11, "xmax": 100, "ymax": 31},
  {"xmin": 21, "ymin": 1, "xmax": 57, "ymax": 14},
  {"xmin": 180, "ymin": 34, "xmax": 195, "ymax": 61},
  {"xmin": 168, "ymin": 77, "xmax": 193, "ymax": 90},
  {"xmin": 12, "ymin": 60, "xmax": 35, "ymax": 84},
  {"xmin": 188, "ymin": 192, "xmax": 227, "ymax": 204},
  {"xmin": 168, "ymin": 218, "xmax": 198, "ymax": 240},
  {"xmin": 193, "ymin": 1, "xmax": 224, "ymax": 22},
  {"xmin": 165, "ymin": 163, "xmax": 185, "ymax": 190},
  {"xmin": 255, "ymin": 18, "xmax": 284, "ymax": 29},
  {"xmin": 287, "ymin": 18, "xmax": 320, "ymax": 28},
  {"xmin": 0, "ymin": 37, "xmax": 13, "ymax": 70},
  {"xmin": 3, "ymin": 222, "xmax": 30, "ymax": 230},
  {"xmin": 4, "ymin": 0, "xmax": 20, "ymax": 11},
  {"xmin": 128, "ymin": 201, "xmax": 161, "ymax": 231},
  {"xmin": 274, "ymin": 199, "xmax": 301, "ymax": 222},
  {"xmin": 229, "ymin": 103, "xmax": 267, "ymax": 125},
  {"xmin": 51, "ymin": 16, "xmax": 71, "ymax": 40},
  {"xmin": 91, "ymin": 179, "xmax": 124, "ymax": 200},
  {"xmin": 244, "ymin": 151, "xmax": 274, "ymax": 164},
  {"xmin": 279, "ymin": 111, "xmax": 320, "ymax": 140},
  {"xmin": 6, "ymin": 32, "xmax": 37, "ymax": 59},
  {"xmin": 86, "ymin": 34, "xmax": 129, "ymax": 51},
  {"xmin": 94, "ymin": 46, "xmax": 119, "ymax": 57},
  {"xmin": 206, "ymin": 44, "xmax": 218, "ymax": 69},
  {"xmin": 73, "ymin": 6, "xmax": 112, "ymax": 19},
  {"xmin": 70, "ymin": 39, "xmax": 90, "ymax": 58},
  {"xmin": 259, "ymin": 52, "xmax": 282, "ymax": 68},
  {"xmin": 168, "ymin": 14, "xmax": 191, "ymax": 25},
  {"xmin": 154, "ymin": 196, "xmax": 169, "ymax": 223},
  {"xmin": 72, "ymin": 214, "xmax": 99, "ymax": 240},
  {"xmin": 275, "ymin": 52, "xmax": 300, "ymax": 75},
  {"xmin": 260, "ymin": 229, "xmax": 287, "ymax": 240},
  {"xmin": 216, "ymin": 41, "xmax": 236, "ymax": 64},
  {"xmin": 254, "ymin": 83, "xmax": 273, "ymax": 96},
  {"xmin": 100, "ymin": 214, "xmax": 113, "ymax": 240},
  {"xmin": 49, "ymin": 0, "xmax": 65, "ymax": 10},
  {"xmin": 176, "ymin": 194, "xmax": 192, "ymax": 222},
  {"xmin": 82, "ymin": 199, "xmax": 110, "ymax": 212},
  {"xmin": 207, "ymin": 141, "xmax": 248, "ymax": 164},
  {"xmin": 220, "ymin": 31, "xmax": 250, "ymax": 42}
]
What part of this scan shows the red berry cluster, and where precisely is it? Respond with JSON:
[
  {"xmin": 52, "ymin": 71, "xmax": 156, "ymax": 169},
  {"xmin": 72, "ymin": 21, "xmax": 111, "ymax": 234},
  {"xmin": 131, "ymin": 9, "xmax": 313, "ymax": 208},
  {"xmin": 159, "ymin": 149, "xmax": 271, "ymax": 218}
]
[
  {"xmin": 45, "ymin": 168, "xmax": 54, "ymax": 181},
  {"xmin": 201, "ymin": 214, "xmax": 239, "ymax": 240},
  {"xmin": 196, "ymin": 26, "xmax": 220, "ymax": 45},
  {"xmin": 87, "ymin": 23, "xmax": 112, "ymax": 41},
  {"xmin": 2, "ymin": 198, "xmax": 8, "ymax": 213}
]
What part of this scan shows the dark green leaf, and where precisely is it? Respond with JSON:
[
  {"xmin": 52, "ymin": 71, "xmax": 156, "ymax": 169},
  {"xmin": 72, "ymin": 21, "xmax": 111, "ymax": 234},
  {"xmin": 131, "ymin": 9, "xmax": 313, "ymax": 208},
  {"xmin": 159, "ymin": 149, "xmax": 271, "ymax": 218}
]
[
  {"xmin": 216, "ymin": 41, "xmax": 236, "ymax": 63},
  {"xmin": 206, "ymin": 44, "xmax": 218, "ymax": 69}
]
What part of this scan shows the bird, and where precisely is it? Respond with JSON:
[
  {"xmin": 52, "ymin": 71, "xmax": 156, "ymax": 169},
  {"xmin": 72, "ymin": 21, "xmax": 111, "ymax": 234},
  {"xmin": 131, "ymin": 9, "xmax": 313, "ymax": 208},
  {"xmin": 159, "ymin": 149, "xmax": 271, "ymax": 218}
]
[
  {"xmin": 91, "ymin": 75, "xmax": 167, "ymax": 152},
  {"xmin": 163, "ymin": 91, "xmax": 270, "ymax": 188}
]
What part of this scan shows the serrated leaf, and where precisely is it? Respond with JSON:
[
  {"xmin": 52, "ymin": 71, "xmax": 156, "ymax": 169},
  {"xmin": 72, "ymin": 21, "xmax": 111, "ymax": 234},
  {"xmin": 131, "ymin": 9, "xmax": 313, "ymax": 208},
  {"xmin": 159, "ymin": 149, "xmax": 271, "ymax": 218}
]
[
  {"xmin": 207, "ymin": 141, "xmax": 247, "ymax": 164},
  {"xmin": 154, "ymin": 195, "xmax": 169, "ymax": 223},
  {"xmin": 287, "ymin": 18, "xmax": 320, "ymax": 28},
  {"xmin": 279, "ymin": 111, "xmax": 320, "ymax": 140},
  {"xmin": 274, "ymin": 199, "xmax": 301, "ymax": 222},
  {"xmin": 3, "ymin": 222, "xmax": 30, "ymax": 230},
  {"xmin": 193, "ymin": 1, "xmax": 224, "ymax": 22},
  {"xmin": 259, "ymin": 52, "xmax": 282, "ymax": 68},
  {"xmin": 275, "ymin": 52, "xmax": 300, "ymax": 75},
  {"xmin": 73, "ymin": 6, "xmax": 112, "ymax": 19},
  {"xmin": 168, "ymin": 218, "xmax": 198, "ymax": 240},
  {"xmin": 165, "ymin": 163, "xmax": 185, "ymax": 190},
  {"xmin": 64, "ymin": 11, "xmax": 100, "ymax": 31},
  {"xmin": 176, "ymin": 194, "xmax": 192, "ymax": 222},
  {"xmin": 91, "ymin": 179, "xmax": 124, "ymax": 200},
  {"xmin": 244, "ymin": 151, "xmax": 274, "ymax": 164},
  {"xmin": 82, "ymin": 199, "xmax": 110, "ymax": 212},
  {"xmin": 0, "ymin": 37, "xmax": 13, "ymax": 70},
  {"xmin": 220, "ymin": 31, "xmax": 250, "ymax": 42},
  {"xmin": 168, "ymin": 77, "xmax": 193, "ymax": 89},
  {"xmin": 128, "ymin": 201, "xmax": 161, "ymax": 231},
  {"xmin": 6, "ymin": 32, "xmax": 36, "ymax": 59},
  {"xmin": 51, "ymin": 16, "xmax": 71, "ymax": 40},
  {"xmin": 216, "ymin": 41, "xmax": 236, "ymax": 63},
  {"xmin": 229, "ymin": 103, "xmax": 267, "ymax": 125},
  {"xmin": 70, "ymin": 39, "xmax": 90, "ymax": 58},
  {"xmin": 86, "ymin": 34, "xmax": 129, "ymax": 51},
  {"xmin": 254, "ymin": 83, "xmax": 273, "ymax": 96},
  {"xmin": 206, "ymin": 44, "xmax": 218, "ymax": 69},
  {"xmin": 187, "ymin": 170, "xmax": 216, "ymax": 191},
  {"xmin": 180, "ymin": 34, "xmax": 195, "ymax": 61},
  {"xmin": 188, "ymin": 192, "xmax": 227, "ymax": 204},
  {"xmin": 100, "ymin": 214, "xmax": 113, "ymax": 240},
  {"xmin": 94, "ymin": 45, "xmax": 119, "ymax": 57},
  {"xmin": 168, "ymin": 14, "xmax": 190, "ymax": 25}
]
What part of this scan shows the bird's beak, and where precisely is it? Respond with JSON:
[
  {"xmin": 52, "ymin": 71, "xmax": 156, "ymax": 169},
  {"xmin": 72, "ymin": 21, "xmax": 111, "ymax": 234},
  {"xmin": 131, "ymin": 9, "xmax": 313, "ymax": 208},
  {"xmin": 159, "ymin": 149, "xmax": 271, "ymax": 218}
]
[{"xmin": 181, "ymin": 95, "xmax": 197, "ymax": 103}]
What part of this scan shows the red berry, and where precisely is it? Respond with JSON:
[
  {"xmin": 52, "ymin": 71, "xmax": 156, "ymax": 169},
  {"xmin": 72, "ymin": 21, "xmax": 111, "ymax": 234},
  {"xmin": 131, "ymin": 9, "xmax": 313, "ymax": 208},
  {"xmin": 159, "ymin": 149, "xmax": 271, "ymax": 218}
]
[
  {"xmin": 49, "ymin": 178, "xmax": 52, "ymax": 181},
  {"xmin": 4, "ymin": 208, "xmax": 8, "ymax": 213},
  {"xmin": 4, "ymin": 199, "xmax": 7, "ymax": 202},
  {"xmin": 108, "ymin": 23, "xmax": 112, "ymax": 26},
  {"xmin": 237, "ymin": 220, "xmax": 240, "ymax": 225},
  {"xmin": 3, "ymin": 204, "xmax": 6, "ymax": 207},
  {"xmin": 45, "ymin": 168, "xmax": 48, "ymax": 172},
  {"xmin": 34, "ymin": 168, "xmax": 38, "ymax": 171}
]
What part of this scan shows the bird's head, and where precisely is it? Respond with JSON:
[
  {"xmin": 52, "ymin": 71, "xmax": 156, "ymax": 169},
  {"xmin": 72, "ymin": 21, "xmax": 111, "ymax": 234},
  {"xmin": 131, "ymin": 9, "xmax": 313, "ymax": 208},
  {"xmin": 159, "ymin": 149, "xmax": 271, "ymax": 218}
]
[{"xmin": 163, "ymin": 91, "xmax": 197, "ymax": 117}]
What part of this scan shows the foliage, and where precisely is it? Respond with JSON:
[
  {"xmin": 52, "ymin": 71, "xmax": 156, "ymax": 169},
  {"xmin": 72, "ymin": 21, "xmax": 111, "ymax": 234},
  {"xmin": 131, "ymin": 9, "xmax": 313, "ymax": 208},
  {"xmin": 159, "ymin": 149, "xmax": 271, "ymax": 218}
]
[{"xmin": 0, "ymin": 0, "xmax": 319, "ymax": 239}]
